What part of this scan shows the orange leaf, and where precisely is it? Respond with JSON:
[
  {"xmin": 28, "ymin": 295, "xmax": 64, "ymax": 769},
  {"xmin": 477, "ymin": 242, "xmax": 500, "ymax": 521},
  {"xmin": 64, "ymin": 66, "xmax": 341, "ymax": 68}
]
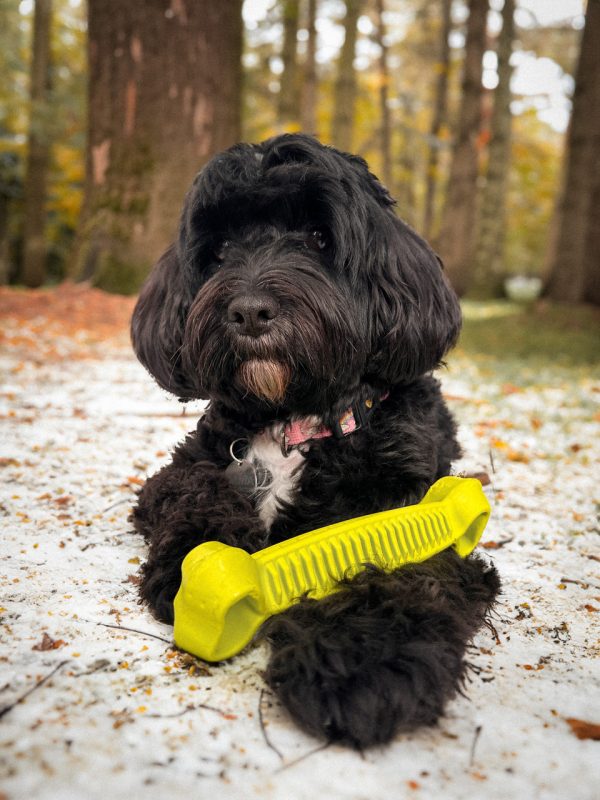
[
  {"xmin": 565, "ymin": 718, "xmax": 600, "ymax": 740},
  {"xmin": 507, "ymin": 449, "xmax": 530, "ymax": 464},
  {"xmin": 54, "ymin": 495, "xmax": 74, "ymax": 506},
  {"xmin": 32, "ymin": 632, "xmax": 68, "ymax": 651}
]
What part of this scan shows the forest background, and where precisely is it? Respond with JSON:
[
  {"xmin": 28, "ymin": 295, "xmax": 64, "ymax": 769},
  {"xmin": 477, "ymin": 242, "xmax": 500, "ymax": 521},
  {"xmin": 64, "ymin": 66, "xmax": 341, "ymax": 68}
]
[{"xmin": 0, "ymin": 0, "xmax": 598, "ymax": 306}]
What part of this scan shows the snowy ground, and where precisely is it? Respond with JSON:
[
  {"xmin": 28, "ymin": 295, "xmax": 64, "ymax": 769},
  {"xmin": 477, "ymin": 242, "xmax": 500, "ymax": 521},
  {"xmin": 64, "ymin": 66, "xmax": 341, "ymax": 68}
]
[{"xmin": 1, "ymin": 309, "xmax": 599, "ymax": 800}]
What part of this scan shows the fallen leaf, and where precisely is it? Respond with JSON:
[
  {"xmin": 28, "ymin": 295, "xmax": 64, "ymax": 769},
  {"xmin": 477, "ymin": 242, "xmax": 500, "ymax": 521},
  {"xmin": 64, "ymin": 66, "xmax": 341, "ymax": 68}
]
[
  {"xmin": 54, "ymin": 495, "xmax": 74, "ymax": 506},
  {"xmin": 0, "ymin": 457, "xmax": 21, "ymax": 467},
  {"xmin": 32, "ymin": 633, "xmax": 68, "ymax": 651},
  {"xmin": 507, "ymin": 448, "xmax": 530, "ymax": 463},
  {"xmin": 565, "ymin": 718, "xmax": 600, "ymax": 740},
  {"xmin": 470, "ymin": 772, "xmax": 488, "ymax": 781},
  {"xmin": 463, "ymin": 470, "xmax": 491, "ymax": 486},
  {"xmin": 501, "ymin": 383, "xmax": 522, "ymax": 395},
  {"xmin": 482, "ymin": 540, "xmax": 511, "ymax": 549}
]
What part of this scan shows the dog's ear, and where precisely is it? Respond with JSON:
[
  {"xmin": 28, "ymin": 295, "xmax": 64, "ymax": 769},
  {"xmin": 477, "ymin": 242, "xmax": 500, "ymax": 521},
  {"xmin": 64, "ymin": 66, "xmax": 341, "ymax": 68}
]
[
  {"xmin": 131, "ymin": 244, "xmax": 196, "ymax": 398},
  {"xmin": 366, "ymin": 220, "xmax": 462, "ymax": 385},
  {"xmin": 337, "ymin": 150, "xmax": 396, "ymax": 209}
]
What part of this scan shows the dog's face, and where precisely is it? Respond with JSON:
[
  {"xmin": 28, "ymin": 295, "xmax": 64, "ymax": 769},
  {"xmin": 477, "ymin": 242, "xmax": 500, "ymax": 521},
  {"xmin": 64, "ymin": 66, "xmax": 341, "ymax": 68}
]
[{"xmin": 131, "ymin": 134, "xmax": 461, "ymax": 416}]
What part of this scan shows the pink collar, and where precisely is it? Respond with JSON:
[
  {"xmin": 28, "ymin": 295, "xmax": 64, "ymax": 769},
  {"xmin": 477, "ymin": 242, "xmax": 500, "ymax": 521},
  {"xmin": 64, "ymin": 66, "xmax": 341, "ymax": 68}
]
[{"xmin": 282, "ymin": 393, "xmax": 389, "ymax": 454}]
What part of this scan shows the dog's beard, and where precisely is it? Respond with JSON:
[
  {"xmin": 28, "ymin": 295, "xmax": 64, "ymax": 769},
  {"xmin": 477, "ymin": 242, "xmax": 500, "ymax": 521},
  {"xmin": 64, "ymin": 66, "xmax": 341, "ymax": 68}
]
[
  {"xmin": 236, "ymin": 359, "xmax": 291, "ymax": 403},
  {"xmin": 182, "ymin": 259, "xmax": 365, "ymax": 410}
]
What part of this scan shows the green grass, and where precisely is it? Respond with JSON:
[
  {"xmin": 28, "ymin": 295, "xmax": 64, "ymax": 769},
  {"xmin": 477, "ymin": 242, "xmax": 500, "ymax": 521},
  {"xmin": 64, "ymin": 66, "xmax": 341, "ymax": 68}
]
[{"xmin": 454, "ymin": 300, "xmax": 600, "ymax": 369}]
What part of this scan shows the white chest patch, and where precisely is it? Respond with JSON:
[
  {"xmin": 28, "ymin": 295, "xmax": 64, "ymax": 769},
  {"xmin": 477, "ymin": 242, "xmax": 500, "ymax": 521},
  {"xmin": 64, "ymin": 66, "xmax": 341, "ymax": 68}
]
[{"xmin": 245, "ymin": 424, "xmax": 306, "ymax": 531}]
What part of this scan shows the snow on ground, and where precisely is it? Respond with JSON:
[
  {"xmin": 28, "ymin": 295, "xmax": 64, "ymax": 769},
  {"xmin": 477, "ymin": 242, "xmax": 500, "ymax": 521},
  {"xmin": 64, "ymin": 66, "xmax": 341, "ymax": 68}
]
[{"xmin": 1, "ymin": 312, "xmax": 599, "ymax": 800}]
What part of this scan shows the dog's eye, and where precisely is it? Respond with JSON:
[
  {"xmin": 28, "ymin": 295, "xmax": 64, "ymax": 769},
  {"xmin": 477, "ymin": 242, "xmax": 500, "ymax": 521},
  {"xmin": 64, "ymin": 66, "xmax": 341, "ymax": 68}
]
[
  {"xmin": 214, "ymin": 240, "xmax": 230, "ymax": 262},
  {"xmin": 303, "ymin": 230, "xmax": 327, "ymax": 253}
]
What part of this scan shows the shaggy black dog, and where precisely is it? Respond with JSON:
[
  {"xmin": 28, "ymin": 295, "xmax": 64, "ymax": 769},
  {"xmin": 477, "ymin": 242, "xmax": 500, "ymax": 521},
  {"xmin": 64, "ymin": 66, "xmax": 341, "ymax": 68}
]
[{"xmin": 130, "ymin": 133, "xmax": 500, "ymax": 749}]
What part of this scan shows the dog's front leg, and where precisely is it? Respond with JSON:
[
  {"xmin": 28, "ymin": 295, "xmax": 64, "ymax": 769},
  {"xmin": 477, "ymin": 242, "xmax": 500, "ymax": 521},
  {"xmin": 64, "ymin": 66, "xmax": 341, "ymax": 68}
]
[
  {"xmin": 131, "ymin": 458, "xmax": 267, "ymax": 624},
  {"xmin": 262, "ymin": 549, "xmax": 500, "ymax": 749}
]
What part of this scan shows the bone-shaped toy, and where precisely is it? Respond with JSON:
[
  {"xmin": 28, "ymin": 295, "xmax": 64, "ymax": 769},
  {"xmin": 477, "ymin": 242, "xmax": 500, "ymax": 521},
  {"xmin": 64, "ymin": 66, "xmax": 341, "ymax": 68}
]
[{"xmin": 173, "ymin": 476, "xmax": 491, "ymax": 662}]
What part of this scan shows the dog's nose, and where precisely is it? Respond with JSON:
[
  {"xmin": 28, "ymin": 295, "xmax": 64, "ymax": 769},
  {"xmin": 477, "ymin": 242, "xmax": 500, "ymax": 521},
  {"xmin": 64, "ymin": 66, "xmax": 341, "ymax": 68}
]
[{"xmin": 227, "ymin": 293, "xmax": 279, "ymax": 337}]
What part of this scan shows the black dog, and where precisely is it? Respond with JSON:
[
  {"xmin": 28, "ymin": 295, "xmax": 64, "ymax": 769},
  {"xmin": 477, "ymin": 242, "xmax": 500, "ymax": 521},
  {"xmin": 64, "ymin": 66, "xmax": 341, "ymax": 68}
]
[{"xmin": 130, "ymin": 134, "xmax": 500, "ymax": 749}]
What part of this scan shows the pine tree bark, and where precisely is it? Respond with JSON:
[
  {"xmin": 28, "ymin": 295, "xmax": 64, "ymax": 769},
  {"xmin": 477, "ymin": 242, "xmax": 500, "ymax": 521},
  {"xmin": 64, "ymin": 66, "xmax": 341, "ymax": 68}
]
[
  {"xmin": 72, "ymin": 0, "xmax": 242, "ymax": 293},
  {"xmin": 278, "ymin": 0, "xmax": 300, "ymax": 129},
  {"xmin": 300, "ymin": 0, "xmax": 318, "ymax": 135},
  {"xmin": 423, "ymin": 0, "xmax": 451, "ymax": 240},
  {"xmin": 331, "ymin": 0, "xmax": 362, "ymax": 152},
  {"xmin": 374, "ymin": 0, "xmax": 392, "ymax": 189},
  {"xmin": 545, "ymin": 0, "xmax": 600, "ymax": 305},
  {"xmin": 22, "ymin": 0, "xmax": 53, "ymax": 288},
  {"xmin": 438, "ymin": 0, "xmax": 489, "ymax": 295},
  {"xmin": 470, "ymin": 0, "xmax": 515, "ymax": 298}
]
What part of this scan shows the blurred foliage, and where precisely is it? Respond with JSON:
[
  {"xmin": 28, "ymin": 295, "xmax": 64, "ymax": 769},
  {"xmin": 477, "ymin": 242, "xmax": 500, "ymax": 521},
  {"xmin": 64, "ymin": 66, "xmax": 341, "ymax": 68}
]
[
  {"xmin": 1, "ymin": 0, "xmax": 85, "ymax": 283},
  {"xmin": 2, "ymin": 0, "xmax": 585, "ymax": 288},
  {"xmin": 506, "ymin": 109, "xmax": 561, "ymax": 275},
  {"xmin": 456, "ymin": 300, "xmax": 600, "ymax": 368},
  {"xmin": 243, "ymin": 0, "xmax": 575, "ymax": 269}
]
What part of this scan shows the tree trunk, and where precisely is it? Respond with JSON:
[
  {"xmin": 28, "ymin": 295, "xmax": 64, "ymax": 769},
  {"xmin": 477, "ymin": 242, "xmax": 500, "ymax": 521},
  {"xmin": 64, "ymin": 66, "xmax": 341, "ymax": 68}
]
[
  {"xmin": 278, "ymin": 0, "xmax": 300, "ymax": 130},
  {"xmin": 396, "ymin": 116, "xmax": 417, "ymax": 226},
  {"xmin": 438, "ymin": 0, "xmax": 489, "ymax": 295},
  {"xmin": 374, "ymin": 0, "xmax": 392, "ymax": 189},
  {"xmin": 545, "ymin": 0, "xmax": 600, "ymax": 305},
  {"xmin": 72, "ymin": 0, "xmax": 242, "ymax": 294},
  {"xmin": 0, "ymin": 194, "xmax": 10, "ymax": 285},
  {"xmin": 331, "ymin": 0, "xmax": 362, "ymax": 152},
  {"xmin": 300, "ymin": 0, "xmax": 318, "ymax": 135},
  {"xmin": 22, "ymin": 0, "xmax": 53, "ymax": 289},
  {"xmin": 583, "ymin": 174, "xmax": 600, "ymax": 304},
  {"xmin": 470, "ymin": 0, "xmax": 515, "ymax": 298},
  {"xmin": 423, "ymin": 0, "xmax": 451, "ymax": 239}
]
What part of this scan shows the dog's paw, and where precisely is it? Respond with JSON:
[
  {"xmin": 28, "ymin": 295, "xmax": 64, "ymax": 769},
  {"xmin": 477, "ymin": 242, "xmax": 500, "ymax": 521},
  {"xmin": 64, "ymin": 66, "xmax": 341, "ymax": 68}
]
[
  {"xmin": 265, "ymin": 645, "xmax": 440, "ymax": 749},
  {"xmin": 262, "ymin": 555, "xmax": 499, "ymax": 749}
]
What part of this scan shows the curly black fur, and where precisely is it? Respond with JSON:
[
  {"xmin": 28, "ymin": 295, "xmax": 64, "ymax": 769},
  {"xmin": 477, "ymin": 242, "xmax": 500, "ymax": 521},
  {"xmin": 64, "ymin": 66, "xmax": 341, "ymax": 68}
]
[
  {"xmin": 129, "ymin": 133, "xmax": 500, "ymax": 748},
  {"xmin": 263, "ymin": 553, "xmax": 500, "ymax": 749}
]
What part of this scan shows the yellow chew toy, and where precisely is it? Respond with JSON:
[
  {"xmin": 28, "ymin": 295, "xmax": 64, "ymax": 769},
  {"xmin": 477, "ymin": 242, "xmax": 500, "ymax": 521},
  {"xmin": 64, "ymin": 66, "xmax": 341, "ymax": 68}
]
[{"xmin": 173, "ymin": 476, "xmax": 490, "ymax": 662}]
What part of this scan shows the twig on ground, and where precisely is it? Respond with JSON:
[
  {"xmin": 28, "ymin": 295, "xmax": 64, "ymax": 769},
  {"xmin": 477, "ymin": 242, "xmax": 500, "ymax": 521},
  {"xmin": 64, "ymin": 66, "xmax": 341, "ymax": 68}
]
[
  {"xmin": 87, "ymin": 620, "xmax": 172, "ymax": 644},
  {"xmin": 0, "ymin": 659, "xmax": 69, "ymax": 720},
  {"xmin": 469, "ymin": 724, "xmax": 483, "ymax": 768},
  {"xmin": 275, "ymin": 742, "xmax": 330, "ymax": 773},
  {"xmin": 258, "ymin": 688, "xmax": 284, "ymax": 761},
  {"xmin": 73, "ymin": 658, "xmax": 111, "ymax": 677},
  {"xmin": 146, "ymin": 702, "xmax": 229, "ymax": 719},
  {"xmin": 560, "ymin": 577, "xmax": 600, "ymax": 590},
  {"xmin": 102, "ymin": 498, "xmax": 131, "ymax": 513}
]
